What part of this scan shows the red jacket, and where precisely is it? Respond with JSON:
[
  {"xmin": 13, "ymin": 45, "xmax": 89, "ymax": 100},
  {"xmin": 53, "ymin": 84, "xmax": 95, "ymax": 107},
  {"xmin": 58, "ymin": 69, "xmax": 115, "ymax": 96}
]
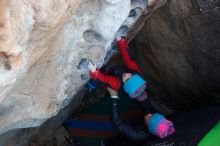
[{"xmin": 90, "ymin": 38, "xmax": 142, "ymax": 91}]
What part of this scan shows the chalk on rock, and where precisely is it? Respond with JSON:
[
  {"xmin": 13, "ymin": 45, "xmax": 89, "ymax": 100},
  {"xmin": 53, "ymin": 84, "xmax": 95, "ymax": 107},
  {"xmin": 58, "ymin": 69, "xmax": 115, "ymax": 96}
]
[
  {"xmin": 131, "ymin": 0, "xmax": 148, "ymax": 9},
  {"xmin": 83, "ymin": 30, "xmax": 103, "ymax": 44},
  {"xmin": 77, "ymin": 58, "xmax": 89, "ymax": 70},
  {"xmin": 115, "ymin": 25, "xmax": 129, "ymax": 40},
  {"xmin": 81, "ymin": 73, "xmax": 89, "ymax": 80},
  {"xmin": 129, "ymin": 9, "xmax": 137, "ymax": 17},
  {"xmin": 105, "ymin": 0, "xmax": 120, "ymax": 4}
]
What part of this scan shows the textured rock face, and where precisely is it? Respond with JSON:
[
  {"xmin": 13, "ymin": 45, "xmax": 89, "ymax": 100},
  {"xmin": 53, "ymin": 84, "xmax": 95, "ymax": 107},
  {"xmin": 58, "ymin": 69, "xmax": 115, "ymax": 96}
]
[
  {"xmin": 130, "ymin": 0, "xmax": 220, "ymax": 112},
  {"xmin": 0, "ymin": 0, "xmax": 167, "ymax": 142},
  {"xmin": 0, "ymin": 0, "xmax": 81, "ymax": 135}
]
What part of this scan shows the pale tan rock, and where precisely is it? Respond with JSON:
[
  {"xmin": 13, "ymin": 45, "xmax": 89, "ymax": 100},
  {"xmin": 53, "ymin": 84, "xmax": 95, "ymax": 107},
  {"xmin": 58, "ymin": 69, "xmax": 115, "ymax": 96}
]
[{"xmin": 0, "ymin": 0, "xmax": 81, "ymax": 134}]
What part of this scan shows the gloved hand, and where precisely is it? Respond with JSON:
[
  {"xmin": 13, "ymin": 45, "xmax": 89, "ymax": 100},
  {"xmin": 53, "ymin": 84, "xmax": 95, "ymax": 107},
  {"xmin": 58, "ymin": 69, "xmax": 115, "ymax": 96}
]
[
  {"xmin": 107, "ymin": 87, "xmax": 119, "ymax": 99},
  {"xmin": 88, "ymin": 60, "xmax": 97, "ymax": 73},
  {"xmin": 116, "ymin": 38, "xmax": 128, "ymax": 49}
]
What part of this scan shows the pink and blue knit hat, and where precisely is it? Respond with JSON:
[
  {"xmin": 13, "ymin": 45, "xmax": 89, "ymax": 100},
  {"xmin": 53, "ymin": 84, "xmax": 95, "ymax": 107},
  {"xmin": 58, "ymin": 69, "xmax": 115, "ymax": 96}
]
[
  {"xmin": 146, "ymin": 113, "xmax": 175, "ymax": 139},
  {"xmin": 123, "ymin": 74, "xmax": 147, "ymax": 100}
]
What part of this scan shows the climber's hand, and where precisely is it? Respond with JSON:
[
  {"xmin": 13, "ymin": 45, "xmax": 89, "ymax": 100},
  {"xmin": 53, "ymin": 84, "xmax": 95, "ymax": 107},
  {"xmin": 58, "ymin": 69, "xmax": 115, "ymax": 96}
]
[
  {"xmin": 88, "ymin": 60, "xmax": 97, "ymax": 72},
  {"xmin": 116, "ymin": 35, "xmax": 122, "ymax": 41},
  {"xmin": 144, "ymin": 113, "xmax": 153, "ymax": 125},
  {"xmin": 107, "ymin": 87, "xmax": 118, "ymax": 97},
  {"xmin": 116, "ymin": 38, "xmax": 128, "ymax": 49}
]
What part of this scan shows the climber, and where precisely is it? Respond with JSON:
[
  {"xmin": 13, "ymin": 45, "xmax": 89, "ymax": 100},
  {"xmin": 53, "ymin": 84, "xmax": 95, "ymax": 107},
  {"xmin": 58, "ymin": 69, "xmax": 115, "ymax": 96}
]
[
  {"xmin": 106, "ymin": 87, "xmax": 220, "ymax": 146},
  {"xmin": 107, "ymin": 87, "xmax": 175, "ymax": 142},
  {"xmin": 88, "ymin": 38, "xmax": 148, "ymax": 103},
  {"xmin": 88, "ymin": 38, "xmax": 175, "ymax": 141}
]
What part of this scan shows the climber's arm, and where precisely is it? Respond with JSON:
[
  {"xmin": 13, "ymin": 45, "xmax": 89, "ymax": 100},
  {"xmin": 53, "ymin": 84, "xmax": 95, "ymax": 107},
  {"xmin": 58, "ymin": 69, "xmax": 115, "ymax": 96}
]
[
  {"xmin": 107, "ymin": 87, "xmax": 151, "ymax": 142},
  {"xmin": 116, "ymin": 38, "xmax": 142, "ymax": 74},
  {"xmin": 88, "ymin": 60, "xmax": 120, "ymax": 91}
]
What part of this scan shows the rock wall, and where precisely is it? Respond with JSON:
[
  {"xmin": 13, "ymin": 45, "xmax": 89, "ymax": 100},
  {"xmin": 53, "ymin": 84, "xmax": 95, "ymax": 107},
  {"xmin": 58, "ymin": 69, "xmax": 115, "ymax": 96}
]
[
  {"xmin": 0, "ymin": 0, "xmax": 167, "ymax": 145},
  {"xmin": 0, "ymin": 0, "xmax": 81, "ymax": 136},
  {"xmin": 130, "ymin": 0, "xmax": 220, "ymax": 112}
]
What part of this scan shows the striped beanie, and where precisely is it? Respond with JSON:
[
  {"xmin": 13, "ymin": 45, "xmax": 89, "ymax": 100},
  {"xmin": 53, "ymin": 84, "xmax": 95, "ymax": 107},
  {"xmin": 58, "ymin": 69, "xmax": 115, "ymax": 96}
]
[
  {"xmin": 147, "ymin": 113, "xmax": 175, "ymax": 139},
  {"xmin": 123, "ymin": 74, "xmax": 146, "ymax": 99}
]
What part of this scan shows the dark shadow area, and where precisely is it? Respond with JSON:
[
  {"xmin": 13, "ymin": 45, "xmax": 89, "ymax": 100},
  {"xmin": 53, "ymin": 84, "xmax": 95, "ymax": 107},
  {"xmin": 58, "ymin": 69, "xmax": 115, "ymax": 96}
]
[{"xmin": 128, "ymin": 0, "xmax": 220, "ymax": 112}]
